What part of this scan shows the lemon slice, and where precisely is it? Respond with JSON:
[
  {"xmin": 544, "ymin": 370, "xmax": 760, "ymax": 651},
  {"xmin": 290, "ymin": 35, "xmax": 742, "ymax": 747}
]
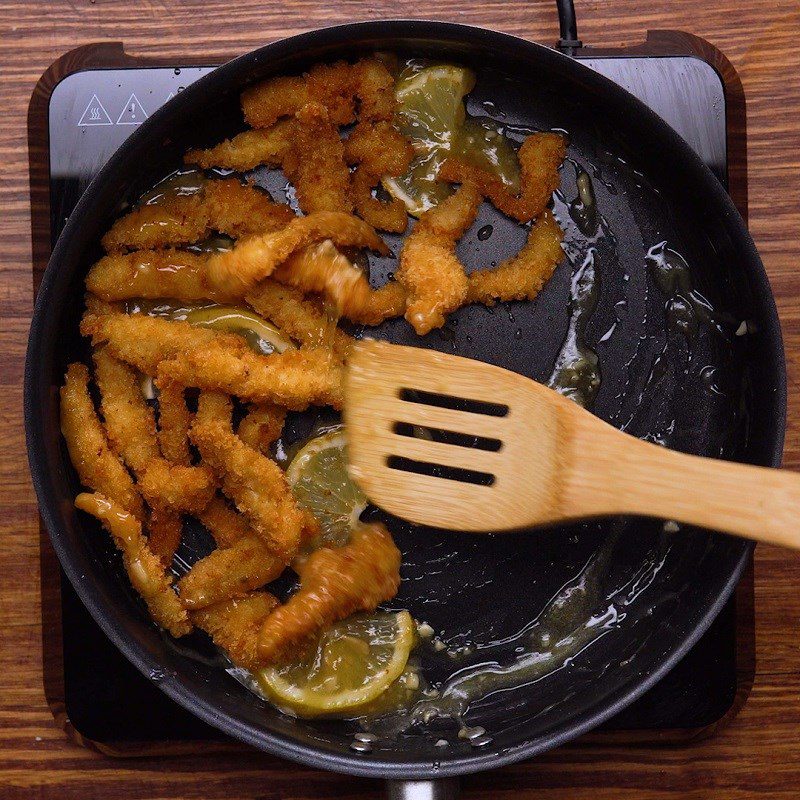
[
  {"xmin": 256, "ymin": 611, "xmax": 415, "ymax": 717},
  {"xmin": 286, "ymin": 428, "xmax": 367, "ymax": 548},
  {"xmin": 386, "ymin": 62, "xmax": 520, "ymax": 216},
  {"xmin": 184, "ymin": 305, "xmax": 293, "ymax": 355}
]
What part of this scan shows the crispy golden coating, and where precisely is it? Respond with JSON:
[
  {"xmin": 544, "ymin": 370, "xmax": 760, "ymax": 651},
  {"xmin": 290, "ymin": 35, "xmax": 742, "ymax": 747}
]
[
  {"xmin": 101, "ymin": 178, "xmax": 295, "ymax": 252},
  {"xmin": 241, "ymin": 58, "xmax": 394, "ymax": 130},
  {"xmin": 340, "ymin": 280, "xmax": 408, "ymax": 326},
  {"xmin": 205, "ymin": 212, "xmax": 388, "ymax": 298},
  {"xmin": 197, "ymin": 496, "xmax": 253, "ymax": 549},
  {"xmin": 345, "ymin": 121, "xmax": 413, "ymax": 233},
  {"xmin": 467, "ymin": 210, "xmax": 565, "ymax": 305},
  {"xmin": 160, "ymin": 344, "xmax": 344, "ymax": 411},
  {"xmin": 92, "ymin": 348, "xmax": 215, "ymax": 514},
  {"xmin": 147, "ymin": 507, "xmax": 183, "ymax": 565},
  {"xmin": 351, "ymin": 58, "xmax": 396, "ymax": 122},
  {"xmin": 75, "ymin": 492, "xmax": 191, "ymax": 637},
  {"xmin": 397, "ymin": 183, "xmax": 482, "ymax": 335},
  {"xmin": 86, "ymin": 250, "xmax": 222, "ymax": 303},
  {"xmin": 195, "ymin": 389, "xmax": 233, "ymax": 426},
  {"xmin": 93, "ymin": 347, "xmax": 161, "ymax": 472},
  {"xmin": 242, "ymin": 61, "xmax": 356, "ymax": 129},
  {"xmin": 245, "ymin": 279, "xmax": 354, "ymax": 360},
  {"xmin": 237, "ymin": 403, "xmax": 286, "ymax": 454},
  {"xmin": 282, "ymin": 103, "xmax": 352, "ymax": 215},
  {"xmin": 81, "ymin": 300, "xmax": 250, "ymax": 376},
  {"xmin": 178, "ymin": 536, "xmax": 286, "ymax": 609},
  {"xmin": 192, "ymin": 592, "xmax": 279, "ymax": 671},
  {"xmin": 60, "ymin": 363, "xmax": 144, "ymax": 520},
  {"xmin": 190, "ymin": 415, "xmax": 307, "ymax": 559},
  {"xmin": 439, "ymin": 132, "xmax": 566, "ymax": 223},
  {"xmin": 184, "ymin": 121, "xmax": 295, "ymax": 170},
  {"xmin": 273, "ymin": 240, "xmax": 371, "ymax": 315},
  {"xmin": 155, "ymin": 380, "xmax": 192, "ymax": 467},
  {"xmin": 257, "ymin": 523, "xmax": 401, "ymax": 664}
]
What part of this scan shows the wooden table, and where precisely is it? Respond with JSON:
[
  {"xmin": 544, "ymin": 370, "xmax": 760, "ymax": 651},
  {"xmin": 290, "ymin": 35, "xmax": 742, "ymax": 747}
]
[{"xmin": 3, "ymin": 0, "xmax": 800, "ymax": 797}]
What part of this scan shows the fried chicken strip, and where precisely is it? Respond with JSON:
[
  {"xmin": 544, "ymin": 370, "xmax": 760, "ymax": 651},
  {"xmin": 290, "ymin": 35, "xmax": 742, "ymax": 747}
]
[
  {"xmin": 160, "ymin": 344, "xmax": 344, "ymax": 410},
  {"xmin": 190, "ymin": 414, "xmax": 309, "ymax": 559},
  {"xmin": 184, "ymin": 120, "xmax": 295, "ymax": 171},
  {"xmin": 75, "ymin": 492, "xmax": 191, "ymax": 637},
  {"xmin": 245, "ymin": 279, "xmax": 354, "ymax": 360},
  {"xmin": 81, "ymin": 299, "xmax": 250, "ymax": 375},
  {"xmin": 60, "ymin": 362, "xmax": 144, "ymax": 520},
  {"xmin": 467, "ymin": 210, "xmax": 565, "ymax": 305},
  {"xmin": 237, "ymin": 403, "xmax": 286, "ymax": 455},
  {"xmin": 192, "ymin": 592, "xmax": 279, "ymax": 671},
  {"xmin": 147, "ymin": 506, "xmax": 183, "ymax": 565},
  {"xmin": 92, "ymin": 348, "xmax": 215, "ymax": 514},
  {"xmin": 439, "ymin": 132, "xmax": 566, "ymax": 223},
  {"xmin": 397, "ymin": 183, "xmax": 482, "ymax": 335},
  {"xmin": 101, "ymin": 178, "xmax": 295, "ymax": 252},
  {"xmin": 205, "ymin": 212, "xmax": 388, "ymax": 298},
  {"xmin": 341, "ymin": 280, "xmax": 408, "ymax": 326},
  {"xmin": 178, "ymin": 535, "xmax": 286, "ymax": 609},
  {"xmin": 257, "ymin": 523, "xmax": 401, "ymax": 664},
  {"xmin": 241, "ymin": 57, "xmax": 395, "ymax": 129},
  {"xmin": 197, "ymin": 496, "xmax": 253, "ymax": 549},
  {"xmin": 282, "ymin": 103, "xmax": 352, "ymax": 215},
  {"xmin": 156, "ymin": 380, "xmax": 192, "ymax": 466},
  {"xmin": 86, "ymin": 250, "xmax": 224, "ymax": 303},
  {"xmin": 345, "ymin": 120, "xmax": 413, "ymax": 233}
]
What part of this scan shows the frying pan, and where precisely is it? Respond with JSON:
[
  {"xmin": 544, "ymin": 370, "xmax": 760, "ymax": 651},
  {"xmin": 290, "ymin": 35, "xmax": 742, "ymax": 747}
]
[{"xmin": 24, "ymin": 5, "xmax": 786, "ymax": 798}]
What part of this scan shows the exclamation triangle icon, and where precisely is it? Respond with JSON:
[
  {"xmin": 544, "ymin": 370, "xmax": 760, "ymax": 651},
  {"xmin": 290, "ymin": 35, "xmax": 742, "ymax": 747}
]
[
  {"xmin": 77, "ymin": 94, "xmax": 113, "ymax": 126},
  {"xmin": 116, "ymin": 93, "xmax": 148, "ymax": 125}
]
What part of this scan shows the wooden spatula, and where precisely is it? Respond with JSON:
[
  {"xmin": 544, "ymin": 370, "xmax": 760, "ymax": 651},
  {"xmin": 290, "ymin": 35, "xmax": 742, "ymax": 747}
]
[{"xmin": 345, "ymin": 340, "xmax": 799, "ymax": 549}]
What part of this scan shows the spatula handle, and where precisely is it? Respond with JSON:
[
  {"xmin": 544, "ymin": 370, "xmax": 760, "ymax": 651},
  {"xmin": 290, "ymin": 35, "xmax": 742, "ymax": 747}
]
[{"xmin": 567, "ymin": 429, "xmax": 799, "ymax": 549}]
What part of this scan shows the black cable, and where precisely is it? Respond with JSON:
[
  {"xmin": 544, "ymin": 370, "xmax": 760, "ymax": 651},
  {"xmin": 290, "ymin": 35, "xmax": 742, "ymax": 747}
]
[{"xmin": 555, "ymin": 0, "xmax": 583, "ymax": 52}]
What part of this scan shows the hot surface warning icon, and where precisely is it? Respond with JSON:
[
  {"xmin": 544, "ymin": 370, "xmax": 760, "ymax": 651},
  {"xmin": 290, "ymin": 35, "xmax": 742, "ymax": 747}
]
[
  {"xmin": 77, "ymin": 94, "xmax": 113, "ymax": 126},
  {"xmin": 116, "ymin": 93, "xmax": 148, "ymax": 125}
]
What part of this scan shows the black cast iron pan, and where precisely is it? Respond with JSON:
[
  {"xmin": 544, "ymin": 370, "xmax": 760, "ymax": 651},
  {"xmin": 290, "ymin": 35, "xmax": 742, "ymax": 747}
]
[{"xmin": 24, "ymin": 7, "xmax": 786, "ymax": 798}]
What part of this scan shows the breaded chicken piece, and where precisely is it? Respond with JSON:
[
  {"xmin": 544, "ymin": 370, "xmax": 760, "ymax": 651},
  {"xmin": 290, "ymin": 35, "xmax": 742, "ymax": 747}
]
[
  {"xmin": 75, "ymin": 492, "xmax": 191, "ymax": 637},
  {"xmin": 205, "ymin": 212, "xmax": 388, "ymax": 298},
  {"xmin": 397, "ymin": 183, "xmax": 482, "ymax": 335},
  {"xmin": 242, "ymin": 60, "xmax": 356, "ymax": 129},
  {"xmin": 160, "ymin": 344, "xmax": 344, "ymax": 411},
  {"xmin": 439, "ymin": 132, "xmax": 566, "ymax": 223},
  {"xmin": 192, "ymin": 592, "xmax": 279, "ymax": 671},
  {"xmin": 345, "ymin": 120, "xmax": 413, "ymax": 233},
  {"xmin": 282, "ymin": 103, "xmax": 352, "ymax": 215},
  {"xmin": 341, "ymin": 280, "xmax": 408, "ymax": 326},
  {"xmin": 147, "ymin": 506, "xmax": 183, "ymax": 565},
  {"xmin": 245, "ymin": 279, "xmax": 354, "ymax": 360},
  {"xmin": 237, "ymin": 403, "xmax": 286, "ymax": 455},
  {"xmin": 241, "ymin": 57, "xmax": 395, "ymax": 130},
  {"xmin": 155, "ymin": 380, "xmax": 192, "ymax": 467},
  {"xmin": 86, "ymin": 250, "xmax": 224, "ymax": 303},
  {"xmin": 184, "ymin": 120, "xmax": 295, "ymax": 171},
  {"xmin": 467, "ymin": 210, "xmax": 565, "ymax": 305},
  {"xmin": 81, "ymin": 299, "xmax": 250, "ymax": 376},
  {"xmin": 197, "ymin": 496, "xmax": 253, "ymax": 549},
  {"xmin": 60, "ymin": 362, "xmax": 144, "ymax": 520},
  {"xmin": 93, "ymin": 348, "xmax": 215, "ymax": 514},
  {"xmin": 101, "ymin": 178, "xmax": 295, "ymax": 252},
  {"xmin": 190, "ymin": 415, "xmax": 308, "ymax": 559},
  {"xmin": 178, "ymin": 535, "xmax": 286, "ymax": 609},
  {"xmin": 257, "ymin": 523, "xmax": 401, "ymax": 664}
]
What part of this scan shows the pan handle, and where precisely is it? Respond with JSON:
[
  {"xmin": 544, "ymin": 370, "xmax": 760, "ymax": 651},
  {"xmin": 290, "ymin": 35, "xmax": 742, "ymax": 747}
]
[
  {"xmin": 385, "ymin": 779, "xmax": 461, "ymax": 799},
  {"xmin": 555, "ymin": 0, "xmax": 583, "ymax": 51}
]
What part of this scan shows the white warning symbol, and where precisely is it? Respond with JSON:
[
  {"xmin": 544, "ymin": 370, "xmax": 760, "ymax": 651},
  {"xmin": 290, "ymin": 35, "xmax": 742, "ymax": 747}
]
[
  {"xmin": 77, "ymin": 94, "xmax": 113, "ymax": 126},
  {"xmin": 116, "ymin": 93, "xmax": 148, "ymax": 125},
  {"xmin": 165, "ymin": 91, "xmax": 175, "ymax": 101}
]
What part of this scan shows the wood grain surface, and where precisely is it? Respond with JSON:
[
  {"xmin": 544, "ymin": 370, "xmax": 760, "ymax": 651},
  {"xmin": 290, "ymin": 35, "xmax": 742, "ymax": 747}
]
[{"xmin": 2, "ymin": 0, "xmax": 800, "ymax": 797}]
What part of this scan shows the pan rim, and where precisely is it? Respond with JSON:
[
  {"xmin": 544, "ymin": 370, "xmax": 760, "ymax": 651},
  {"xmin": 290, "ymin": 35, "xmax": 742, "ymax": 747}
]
[{"xmin": 25, "ymin": 18, "xmax": 786, "ymax": 779}]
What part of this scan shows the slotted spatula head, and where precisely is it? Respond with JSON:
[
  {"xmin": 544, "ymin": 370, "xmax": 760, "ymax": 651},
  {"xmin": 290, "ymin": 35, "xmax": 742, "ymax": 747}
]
[{"xmin": 344, "ymin": 340, "xmax": 582, "ymax": 532}]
